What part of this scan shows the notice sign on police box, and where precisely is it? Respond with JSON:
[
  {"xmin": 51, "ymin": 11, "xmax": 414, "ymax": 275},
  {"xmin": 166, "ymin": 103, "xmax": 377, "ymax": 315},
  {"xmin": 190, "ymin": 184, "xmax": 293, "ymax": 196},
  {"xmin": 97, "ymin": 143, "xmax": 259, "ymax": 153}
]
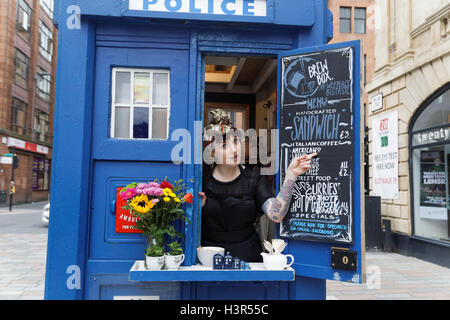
[
  {"xmin": 279, "ymin": 45, "xmax": 357, "ymax": 244},
  {"xmin": 115, "ymin": 187, "xmax": 142, "ymax": 233},
  {"xmin": 129, "ymin": 0, "xmax": 268, "ymax": 17}
]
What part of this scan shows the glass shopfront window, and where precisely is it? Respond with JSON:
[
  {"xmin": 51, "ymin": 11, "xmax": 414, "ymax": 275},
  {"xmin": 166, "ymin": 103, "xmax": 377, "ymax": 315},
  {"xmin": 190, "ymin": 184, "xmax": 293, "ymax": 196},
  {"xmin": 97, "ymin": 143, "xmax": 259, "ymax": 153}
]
[{"xmin": 411, "ymin": 86, "xmax": 449, "ymax": 242}]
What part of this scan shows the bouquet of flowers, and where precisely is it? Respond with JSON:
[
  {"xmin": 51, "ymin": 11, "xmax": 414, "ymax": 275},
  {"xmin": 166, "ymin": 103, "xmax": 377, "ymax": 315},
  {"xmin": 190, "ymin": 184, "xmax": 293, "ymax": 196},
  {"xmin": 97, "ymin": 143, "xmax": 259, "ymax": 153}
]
[{"xmin": 119, "ymin": 178, "xmax": 193, "ymax": 257}]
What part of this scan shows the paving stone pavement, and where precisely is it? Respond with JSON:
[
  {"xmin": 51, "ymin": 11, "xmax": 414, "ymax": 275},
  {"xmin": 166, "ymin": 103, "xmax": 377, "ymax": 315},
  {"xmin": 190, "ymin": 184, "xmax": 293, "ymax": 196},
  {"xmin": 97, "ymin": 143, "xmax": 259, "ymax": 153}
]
[
  {"xmin": 1, "ymin": 202, "xmax": 449, "ymax": 300},
  {"xmin": 326, "ymin": 251, "xmax": 450, "ymax": 300},
  {"xmin": 0, "ymin": 202, "xmax": 48, "ymax": 300}
]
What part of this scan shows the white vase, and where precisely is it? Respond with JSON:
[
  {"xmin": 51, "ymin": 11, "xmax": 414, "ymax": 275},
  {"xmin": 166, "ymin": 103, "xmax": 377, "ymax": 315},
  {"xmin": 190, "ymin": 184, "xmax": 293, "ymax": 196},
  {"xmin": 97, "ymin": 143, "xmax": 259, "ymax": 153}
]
[
  {"xmin": 164, "ymin": 253, "xmax": 185, "ymax": 270},
  {"xmin": 145, "ymin": 255, "xmax": 165, "ymax": 270}
]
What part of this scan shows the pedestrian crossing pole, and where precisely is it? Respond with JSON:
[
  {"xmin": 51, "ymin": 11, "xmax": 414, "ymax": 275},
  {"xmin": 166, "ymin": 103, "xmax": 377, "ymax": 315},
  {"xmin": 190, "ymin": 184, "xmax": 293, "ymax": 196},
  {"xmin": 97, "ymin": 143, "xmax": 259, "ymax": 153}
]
[{"xmin": 9, "ymin": 147, "xmax": 18, "ymax": 212}]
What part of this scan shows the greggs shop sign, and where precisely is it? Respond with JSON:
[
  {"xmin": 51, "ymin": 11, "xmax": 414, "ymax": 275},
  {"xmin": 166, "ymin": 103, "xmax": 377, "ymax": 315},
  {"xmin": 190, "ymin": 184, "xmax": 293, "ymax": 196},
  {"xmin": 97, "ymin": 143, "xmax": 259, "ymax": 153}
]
[{"xmin": 129, "ymin": 0, "xmax": 268, "ymax": 17}]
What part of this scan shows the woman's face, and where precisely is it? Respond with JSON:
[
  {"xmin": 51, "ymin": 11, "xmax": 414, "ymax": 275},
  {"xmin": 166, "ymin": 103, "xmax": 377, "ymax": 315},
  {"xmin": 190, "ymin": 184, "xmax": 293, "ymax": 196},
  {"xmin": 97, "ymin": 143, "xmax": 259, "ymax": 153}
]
[{"xmin": 213, "ymin": 135, "xmax": 241, "ymax": 165}]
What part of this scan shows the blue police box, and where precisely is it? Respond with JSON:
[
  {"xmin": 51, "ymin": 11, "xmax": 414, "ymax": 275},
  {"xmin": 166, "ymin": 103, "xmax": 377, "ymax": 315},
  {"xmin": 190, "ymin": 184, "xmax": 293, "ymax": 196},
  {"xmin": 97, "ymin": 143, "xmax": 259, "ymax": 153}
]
[{"xmin": 45, "ymin": 0, "xmax": 365, "ymax": 300}]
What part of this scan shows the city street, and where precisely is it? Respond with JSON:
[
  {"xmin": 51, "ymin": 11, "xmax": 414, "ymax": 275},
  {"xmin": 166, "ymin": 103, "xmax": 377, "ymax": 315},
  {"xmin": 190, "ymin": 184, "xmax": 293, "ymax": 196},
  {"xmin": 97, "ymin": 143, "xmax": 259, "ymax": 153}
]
[
  {"xmin": 0, "ymin": 201, "xmax": 48, "ymax": 300},
  {"xmin": 0, "ymin": 201, "xmax": 449, "ymax": 300}
]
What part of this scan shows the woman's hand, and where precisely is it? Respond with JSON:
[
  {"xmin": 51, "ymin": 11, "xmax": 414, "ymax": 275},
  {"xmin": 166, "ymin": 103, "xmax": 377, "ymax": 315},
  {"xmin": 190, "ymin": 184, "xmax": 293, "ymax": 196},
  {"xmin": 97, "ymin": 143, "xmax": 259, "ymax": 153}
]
[
  {"xmin": 286, "ymin": 153, "xmax": 317, "ymax": 178},
  {"xmin": 198, "ymin": 192, "xmax": 207, "ymax": 207},
  {"xmin": 263, "ymin": 153, "xmax": 317, "ymax": 223}
]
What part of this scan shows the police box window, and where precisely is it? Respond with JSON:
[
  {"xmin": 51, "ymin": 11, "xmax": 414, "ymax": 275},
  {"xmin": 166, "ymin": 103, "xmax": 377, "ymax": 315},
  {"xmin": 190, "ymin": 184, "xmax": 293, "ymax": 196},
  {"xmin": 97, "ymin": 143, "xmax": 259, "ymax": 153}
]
[{"xmin": 111, "ymin": 68, "xmax": 170, "ymax": 140}]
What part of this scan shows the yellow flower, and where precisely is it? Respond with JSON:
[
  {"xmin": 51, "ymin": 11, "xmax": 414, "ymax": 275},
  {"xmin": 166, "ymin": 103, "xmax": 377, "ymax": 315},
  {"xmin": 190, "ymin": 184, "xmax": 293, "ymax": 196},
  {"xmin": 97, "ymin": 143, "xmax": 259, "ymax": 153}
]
[
  {"xmin": 174, "ymin": 198, "xmax": 180, "ymax": 203},
  {"xmin": 130, "ymin": 194, "xmax": 151, "ymax": 214},
  {"xmin": 163, "ymin": 197, "xmax": 171, "ymax": 202},
  {"xmin": 163, "ymin": 188, "xmax": 171, "ymax": 196},
  {"xmin": 169, "ymin": 192, "xmax": 176, "ymax": 198},
  {"xmin": 148, "ymin": 199, "xmax": 157, "ymax": 209}
]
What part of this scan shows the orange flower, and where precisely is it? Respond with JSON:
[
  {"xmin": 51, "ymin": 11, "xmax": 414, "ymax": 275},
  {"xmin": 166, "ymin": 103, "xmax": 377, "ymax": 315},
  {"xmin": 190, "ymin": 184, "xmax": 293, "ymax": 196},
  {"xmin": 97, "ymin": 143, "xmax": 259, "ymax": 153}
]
[{"xmin": 183, "ymin": 193, "xmax": 193, "ymax": 203}]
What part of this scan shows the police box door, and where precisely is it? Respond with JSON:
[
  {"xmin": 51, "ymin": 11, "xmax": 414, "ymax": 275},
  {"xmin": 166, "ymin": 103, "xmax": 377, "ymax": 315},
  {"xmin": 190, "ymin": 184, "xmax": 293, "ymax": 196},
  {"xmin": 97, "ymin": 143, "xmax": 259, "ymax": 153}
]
[
  {"xmin": 87, "ymin": 25, "xmax": 192, "ymax": 296},
  {"xmin": 277, "ymin": 40, "xmax": 365, "ymax": 284}
]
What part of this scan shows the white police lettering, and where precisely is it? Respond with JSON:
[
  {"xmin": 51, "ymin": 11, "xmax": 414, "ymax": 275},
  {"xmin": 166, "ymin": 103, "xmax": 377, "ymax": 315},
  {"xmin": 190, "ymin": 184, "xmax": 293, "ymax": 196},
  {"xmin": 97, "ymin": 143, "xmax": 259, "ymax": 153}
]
[{"xmin": 129, "ymin": 0, "xmax": 267, "ymax": 17}]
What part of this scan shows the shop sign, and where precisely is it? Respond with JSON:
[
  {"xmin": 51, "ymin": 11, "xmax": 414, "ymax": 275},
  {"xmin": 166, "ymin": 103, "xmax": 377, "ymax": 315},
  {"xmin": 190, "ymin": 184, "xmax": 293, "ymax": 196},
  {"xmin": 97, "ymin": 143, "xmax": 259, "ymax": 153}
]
[
  {"xmin": 7, "ymin": 137, "xmax": 49, "ymax": 155},
  {"xmin": 412, "ymin": 126, "xmax": 449, "ymax": 147},
  {"xmin": 370, "ymin": 93, "xmax": 383, "ymax": 112},
  {"xmin": 129, "ymin": 0, "xmax": 268, "ymax": 17},
  {"xmin": 372, "ymin": 110, "xmax": 399, "ymax": 199}
]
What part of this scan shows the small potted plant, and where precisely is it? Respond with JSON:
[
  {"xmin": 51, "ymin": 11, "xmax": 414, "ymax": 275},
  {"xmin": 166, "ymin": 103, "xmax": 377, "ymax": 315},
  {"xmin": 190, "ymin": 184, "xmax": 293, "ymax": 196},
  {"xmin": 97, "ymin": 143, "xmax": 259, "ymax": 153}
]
[
  {"xmin": 164, "ymin": 241, "xmax": 185, "ymax": 270},
  {"xmin": 145, "ymin": 244, "xmax": 165, "ymax": 270}
]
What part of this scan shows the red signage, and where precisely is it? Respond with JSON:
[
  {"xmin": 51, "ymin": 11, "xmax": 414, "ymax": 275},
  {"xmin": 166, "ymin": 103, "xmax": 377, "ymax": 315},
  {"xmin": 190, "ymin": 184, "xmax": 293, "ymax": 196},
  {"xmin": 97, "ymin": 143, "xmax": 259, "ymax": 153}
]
[{"xmin": 115, "ymin": 187, "xmax": 142, "ymax": 234}]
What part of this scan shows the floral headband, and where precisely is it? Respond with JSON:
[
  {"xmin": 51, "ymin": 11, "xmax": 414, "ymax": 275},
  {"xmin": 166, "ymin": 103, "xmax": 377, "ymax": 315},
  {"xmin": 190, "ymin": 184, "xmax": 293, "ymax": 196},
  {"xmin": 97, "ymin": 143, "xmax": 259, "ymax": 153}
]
[{"xmin": 204, "ymin": 108, "xmax": 234, "ymax": 139}]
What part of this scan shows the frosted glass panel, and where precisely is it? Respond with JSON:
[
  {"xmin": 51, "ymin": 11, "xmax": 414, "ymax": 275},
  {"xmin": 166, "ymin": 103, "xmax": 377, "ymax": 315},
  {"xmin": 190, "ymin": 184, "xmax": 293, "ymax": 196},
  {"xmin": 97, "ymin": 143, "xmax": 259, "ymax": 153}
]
[
  {"xmin": 133, "ymin": 107, "xmax": 149, "ymax": 139},
  {"xmin": 153, "ymin": 73, "xmax": 168, "ymax": 105},
  {"xmin": 152, "ymin": 108, "xmax": 167, "ymax": 139},
  {"xmin": 115, "ymin": 72, "xmax": 131, "ymax": 104},
  {"xmin": 134, "ymin": 72, "xmax": 150, "ymax": 104},
  {"xmin": 114, "ymin": 107, "xmax": 130, "ymax": 138}
]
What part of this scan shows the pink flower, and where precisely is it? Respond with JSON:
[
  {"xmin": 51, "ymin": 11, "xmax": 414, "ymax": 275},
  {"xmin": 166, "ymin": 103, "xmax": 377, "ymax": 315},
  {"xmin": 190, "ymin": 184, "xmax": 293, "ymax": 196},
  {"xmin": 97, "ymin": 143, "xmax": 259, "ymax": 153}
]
[
  {"xmin": 145, "ymin": 187, "xmax": 164, "ymax": 196},
  {"xmin": 147, "ymin": 182, "xmax": 160, "ymax": 188},
  {"xmin": 120, "ymin": 188, "xmax": 137, "ymax": 200}
]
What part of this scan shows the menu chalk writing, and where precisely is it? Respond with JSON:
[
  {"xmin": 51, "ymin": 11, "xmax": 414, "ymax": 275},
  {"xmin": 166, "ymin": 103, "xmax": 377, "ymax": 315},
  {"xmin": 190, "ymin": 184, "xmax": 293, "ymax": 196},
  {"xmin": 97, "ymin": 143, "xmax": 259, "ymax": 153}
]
[{"xmin": 279, "ymin": 46, "xmax": 355, "ymax": 244}]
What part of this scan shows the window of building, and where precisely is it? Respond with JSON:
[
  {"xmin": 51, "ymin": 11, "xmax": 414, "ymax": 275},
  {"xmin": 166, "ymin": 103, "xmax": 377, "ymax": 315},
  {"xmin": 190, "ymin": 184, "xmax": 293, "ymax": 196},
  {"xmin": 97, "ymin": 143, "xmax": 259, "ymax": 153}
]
[
  {"xmin": 40, "ymin": 0, "xmax": 54, "ymax": 18},
  {"xmin": 37, "ymin": 67, "xmax": 51, "ymax": 101},
  {"xmin": 111, "ymin": 68, "xmax": 170, "ymax": 140},
  {"xmin": 410, "ymin": 86, "xmax": 450, "ymax": 243},
  {"xmin": 17, "ymin": 0, "xmax": 32, "ymax": 40},
  {"xmin": 39, "ymin": 21, "xmax": 53, "ymax": 61},
  {"xmin": 32, "ymin": 158, "xmax": 50, "ymax": 191},
  {"xmin": 11, "ymin": 98, "xmax": 28, "ymax": 135},
  {"xmin": 354, "ymin": 7, "xmax": 366, "ymax": 34},
  {"xmin": 14, "ymin": 49, "xmax": 29, "ymax": 88},
  {"xmin": 340, "ymin": 7, "xmax": 352, "ymax": 33},
  {"xmin": 34, "ymin": 110, "xmax": 49, "ymax": 142}
]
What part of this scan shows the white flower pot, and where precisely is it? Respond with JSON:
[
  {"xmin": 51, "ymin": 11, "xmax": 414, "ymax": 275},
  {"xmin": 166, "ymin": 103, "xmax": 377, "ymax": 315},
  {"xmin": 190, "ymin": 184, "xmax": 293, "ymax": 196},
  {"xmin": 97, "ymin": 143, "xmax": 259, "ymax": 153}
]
[
  {"xmin": 164, "ymin": 254, "xmax": 185, "ymax": 270},
  {"xmin": 145, "ymin": 255, "xmax": 164, "ymax": 270}
]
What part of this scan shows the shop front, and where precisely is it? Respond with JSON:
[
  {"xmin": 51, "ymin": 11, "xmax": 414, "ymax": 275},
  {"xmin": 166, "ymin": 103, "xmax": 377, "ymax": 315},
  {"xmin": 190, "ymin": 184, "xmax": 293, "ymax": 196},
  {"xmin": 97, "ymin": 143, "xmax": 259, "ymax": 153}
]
[
  {"xmin": 45, "ymin": 0, "xmax": 365, "ymax": 300},
  {"xmin": 410, "ymin": 85, "xmax": 450, "ymax": 248}
]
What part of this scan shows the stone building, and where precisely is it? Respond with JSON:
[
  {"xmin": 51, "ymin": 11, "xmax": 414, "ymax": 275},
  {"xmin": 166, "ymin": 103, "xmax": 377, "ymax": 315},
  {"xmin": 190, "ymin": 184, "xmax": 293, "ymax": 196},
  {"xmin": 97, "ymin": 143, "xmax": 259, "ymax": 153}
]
[
  {"xmin": 0, "ymin": 0, "xmax": 57, "ymax": 205},
  {"xmin": 328, "ymin": 0, "xmax": 376, "ymax": 194},
  {"xmin": 366, "ymin": 0, "xmax": 449, "ymax": 266}
]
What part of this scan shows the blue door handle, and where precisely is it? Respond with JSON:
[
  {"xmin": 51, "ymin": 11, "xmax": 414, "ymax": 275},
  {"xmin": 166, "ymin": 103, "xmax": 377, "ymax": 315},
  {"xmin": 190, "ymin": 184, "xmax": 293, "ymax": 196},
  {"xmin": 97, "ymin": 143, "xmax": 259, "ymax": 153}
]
[{"xmin": 110, "ymin": 200, "xmax": 116, "ymax": 215}]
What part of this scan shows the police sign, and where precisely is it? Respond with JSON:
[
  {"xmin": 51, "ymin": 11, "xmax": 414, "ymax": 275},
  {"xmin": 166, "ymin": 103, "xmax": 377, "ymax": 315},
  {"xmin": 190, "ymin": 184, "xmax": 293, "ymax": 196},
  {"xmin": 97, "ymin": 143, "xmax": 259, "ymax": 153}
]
[{"xmin": 129, "ymin": 0, "xmax": 268, "ymax": 17}]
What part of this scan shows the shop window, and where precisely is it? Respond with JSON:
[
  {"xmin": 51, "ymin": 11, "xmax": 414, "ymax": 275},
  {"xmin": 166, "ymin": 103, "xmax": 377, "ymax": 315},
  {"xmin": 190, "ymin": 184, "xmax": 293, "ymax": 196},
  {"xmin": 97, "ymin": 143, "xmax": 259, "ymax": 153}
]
[
  {"xmin": 39, "ymin": 20, "xmax": 53, "ymax": 61},
  {"xmin": 354, "ymin": 7, "xmax": 366, "ymax": 34},
  {"xmin": 37, "ymin": 67, "xmax": 51, "ymax": 101},
  {"xmin": 17, "ymin": 0, "xmax": 32, "ymax": 40},
  {"xmin": 32, "ymin": 158, "xmax": 50, "ymax": 191},
  {"xmin": 11, "ymin": 98, "xmax": 28, "ymax": 135},
  {"xmin": 340, "ymin": 7, "xmax": 351, "ymax": 33},
  {"xmin": 111, "ymin": 68, "xmax": 170, "ymax": 140},
  {"xmin": 411, "ymin": 86, "xmax": 450, "ymax": 242},
  {"xmin": 34, "ymin": 110, "xmax": 50, "ymax": 142},
  {"xmin": 14, "ymin": 49, "xmax": 29, "ymax": 88},
  {"xmin": 40, "ymin": 0, "xmax": 54, "ymax": 18}
]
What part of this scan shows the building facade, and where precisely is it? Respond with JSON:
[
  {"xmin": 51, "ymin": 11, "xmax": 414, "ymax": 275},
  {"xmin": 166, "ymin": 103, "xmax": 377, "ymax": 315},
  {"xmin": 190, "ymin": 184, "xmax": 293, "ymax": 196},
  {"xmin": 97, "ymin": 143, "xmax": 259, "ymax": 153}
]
[
  {"xmin": 366, "ymin": 0, "xmax": 449, "ymax": 266},
  {"xmin": 0, "ymin": 0, "xmax": 57, "ymax": 205},
  {"xmin": 328, "ymin": 0, "xmax": 376, "ymax": 194}
]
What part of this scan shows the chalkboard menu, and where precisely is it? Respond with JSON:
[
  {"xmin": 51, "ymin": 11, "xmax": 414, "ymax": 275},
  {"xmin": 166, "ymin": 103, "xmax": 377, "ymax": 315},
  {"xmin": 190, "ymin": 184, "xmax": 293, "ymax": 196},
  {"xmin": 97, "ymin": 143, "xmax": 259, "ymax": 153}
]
[{"xmin": 279, "ymin": 46, "xmax": 356, "ymax": 244}]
